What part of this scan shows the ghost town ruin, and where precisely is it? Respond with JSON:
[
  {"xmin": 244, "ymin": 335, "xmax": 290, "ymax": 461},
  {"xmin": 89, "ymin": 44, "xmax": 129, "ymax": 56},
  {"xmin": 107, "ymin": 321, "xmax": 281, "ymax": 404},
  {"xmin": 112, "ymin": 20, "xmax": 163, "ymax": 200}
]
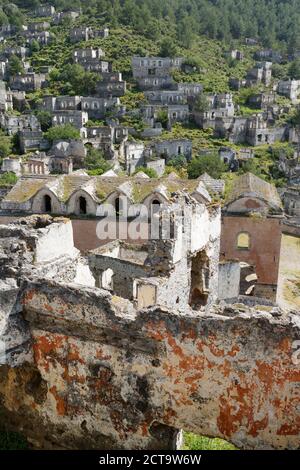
[{"xmin": 0, "ymin": 2, "xmax": 300, "ymax": 452}]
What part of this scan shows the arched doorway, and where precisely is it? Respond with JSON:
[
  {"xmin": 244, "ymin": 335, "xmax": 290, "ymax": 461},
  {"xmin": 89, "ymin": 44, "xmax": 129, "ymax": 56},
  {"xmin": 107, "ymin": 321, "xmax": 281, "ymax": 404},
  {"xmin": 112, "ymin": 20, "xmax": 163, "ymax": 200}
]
[
  {"xmin": 44, "ymin": 195, "xmax": 52, "ymax": 213},
  {"xmin": 79, "ymin": 196, "xmax": 87, "ymax": 215}
]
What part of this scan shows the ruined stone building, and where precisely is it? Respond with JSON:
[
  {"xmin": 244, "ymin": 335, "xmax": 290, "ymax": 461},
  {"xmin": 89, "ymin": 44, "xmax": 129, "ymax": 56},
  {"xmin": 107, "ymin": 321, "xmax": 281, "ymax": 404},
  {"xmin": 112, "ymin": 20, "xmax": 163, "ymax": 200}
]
[
  {"xmin": 1, "ymin": 140, "xmax": 87, "ymax": 177},
  {"xmin": 22, "ymin": 30, "xmax": 53, "ymax": 46},
  {"xmin": 194, "ymin": 93, "xmax": 235, "ymax": 129},
  {"xmin": 72, "ymin": 47, "xmax": 112, "ymax": 74},
  {"xmin": 10, "ymin": 72, "xmax": 47, "ymax": 92},
  {"xmin": 248, "ymin": 92, "xmax": 276, "ymax": 110},
  {"xmin": 132, "ymin": 56, "xmax": 183, "ymax": 91},
  {"xmin": 0, "ymin": 174, "xmax": 211, "ymax": 220},
  {"xmin": 95, "ymin": 72, "xmax": 126, "ymax": 98},
  {"xmin": 0, "ymin": 80, "xmax": 13, "ymax": 112},
  {"xmin": 246, "ymin": 61, "xmax": 272, "ymax": 87},
  {"xmin": 34, "ymin": 5, "xmax": 56, "ymax": 17},
  {"xmin": 70, "ymin": 27, "xmax": 109, "ymax": 44},
  {"xmin": 254, "ymin": 49, "xmax": 283, "ymax": 63},
  {"xmin": 70, "ymin": 27, "xmax": 92, "ymax": 43},
  {"xmin": 0, "ymin": 205, "xmax": 299, "ymax": 449},
  {"xmin": 221, "ymin": 173, "xmax": 284, "ymax": 301},
  {"xmin": 40, "ymin": 94, "xmax": 121, "ymax": 121},
  {"xmin": 282, "ymin": 186, "xmax": 300, "ymax": 218},
  {"xmin": 52, "ymin": 110, "xmax": 88, "ymax": 134},
  {"xmin": 52, "ymin": 11, "xmax": 79, "ymax": 25},
  {"xmin": 0, "ymin": 113, "xmax": 40, "ymax": 136},
  {"xmin": 213, "ymin": 114, "xmax": 288, "ymax": 146},
  {"xmin": 124, "ymin": 139, "xmax": 192, "ymax": 175},
  {"xmin": 277, "ymin": 80, "xmax": 300, "ymax": 102},
  {"xmin": 141, "ymin": 104, "xmax": 189, "ymax": 129}
]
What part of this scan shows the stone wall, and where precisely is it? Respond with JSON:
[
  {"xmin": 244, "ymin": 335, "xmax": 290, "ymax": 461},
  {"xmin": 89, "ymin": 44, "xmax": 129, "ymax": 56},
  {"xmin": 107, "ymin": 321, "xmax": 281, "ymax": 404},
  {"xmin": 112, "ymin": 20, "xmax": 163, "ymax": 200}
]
[
  {"xmin": 0, "ymin": 280, "xmax": 299, "ymax": 450},
  {"xmin": 0, "ymin": 215, "xmax": 299, "ymax": 450}
]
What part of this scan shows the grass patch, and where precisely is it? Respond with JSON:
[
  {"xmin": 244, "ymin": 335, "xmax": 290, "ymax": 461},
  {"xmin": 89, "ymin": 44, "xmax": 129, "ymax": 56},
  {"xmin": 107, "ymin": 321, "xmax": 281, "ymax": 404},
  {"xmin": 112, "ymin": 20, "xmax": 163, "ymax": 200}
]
[{"xmin": 183, "ymin": 432, "xmax": 237, "ymax": 450}]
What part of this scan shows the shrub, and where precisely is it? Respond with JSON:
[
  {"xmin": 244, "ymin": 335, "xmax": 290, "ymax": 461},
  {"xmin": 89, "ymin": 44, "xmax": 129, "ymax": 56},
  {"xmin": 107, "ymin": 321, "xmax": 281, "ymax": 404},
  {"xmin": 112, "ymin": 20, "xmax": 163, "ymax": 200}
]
[{"xmin": 45, "ymin": 124, "xmax": 80, "ymax": 143}]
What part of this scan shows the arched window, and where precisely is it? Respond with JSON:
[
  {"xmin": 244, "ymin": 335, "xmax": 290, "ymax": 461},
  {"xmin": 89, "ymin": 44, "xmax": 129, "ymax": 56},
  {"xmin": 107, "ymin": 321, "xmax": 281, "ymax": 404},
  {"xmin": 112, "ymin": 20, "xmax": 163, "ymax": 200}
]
[
  {"xmin": 115, "ymin": 197, "xmax": 121, "ymax": 219},
  {"xmin": 237, "ymin": 232, "xmax": 250, "ymax": 250},
  {"xmin": 79, "ymin": 196, "xmax": 87, "ymax": 215},
  {"xmin": 44, "ymin": 195, "xmax": 52, "ymax": 213},
  {"xmin": 151, "ymin": 199, "xmax": 161, "ymax": 217}
]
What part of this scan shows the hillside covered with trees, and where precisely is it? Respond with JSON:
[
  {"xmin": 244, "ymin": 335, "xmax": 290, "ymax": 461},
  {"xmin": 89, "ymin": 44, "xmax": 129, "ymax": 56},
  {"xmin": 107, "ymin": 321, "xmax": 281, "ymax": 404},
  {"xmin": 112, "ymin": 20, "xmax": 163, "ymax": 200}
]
[{"xmin": 1, "ymin": 0, "xmax": 300, "ymax": 53}]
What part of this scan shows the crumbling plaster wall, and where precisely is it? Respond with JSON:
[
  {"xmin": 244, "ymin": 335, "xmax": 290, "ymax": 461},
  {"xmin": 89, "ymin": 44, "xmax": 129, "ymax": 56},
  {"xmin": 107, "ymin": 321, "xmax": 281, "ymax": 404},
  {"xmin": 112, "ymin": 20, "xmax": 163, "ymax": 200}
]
[
  {"xmin": 0, "ymin": 215, "xmax": 299, "ymax": 451},
  {"xmin": 0, "ymin": 280, "xmax": 299, "ymax": 450}
]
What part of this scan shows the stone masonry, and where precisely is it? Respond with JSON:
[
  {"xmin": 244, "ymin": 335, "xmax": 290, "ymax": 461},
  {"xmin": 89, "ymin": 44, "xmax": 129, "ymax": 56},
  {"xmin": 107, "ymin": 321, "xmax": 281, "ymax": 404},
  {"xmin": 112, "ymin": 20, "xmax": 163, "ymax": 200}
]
[{"xmin": 0, "ymin": 203, "xmax": 300, "ymax": 449}]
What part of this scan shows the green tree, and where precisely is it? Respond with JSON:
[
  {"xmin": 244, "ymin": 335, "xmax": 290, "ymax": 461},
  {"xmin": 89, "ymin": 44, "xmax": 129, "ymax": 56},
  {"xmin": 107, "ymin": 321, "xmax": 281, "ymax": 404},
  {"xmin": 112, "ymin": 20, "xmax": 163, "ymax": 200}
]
[
  {"xmin": 187, "ymin": 154, "xmax": 227, "ymax": 179},
  {"xmin": 193, "ymin": 93, "xmax": 210, "ymax": 113},
  {"xmin": 58, "ymin": 64, "xmax": 99, "ymax": 95},
  {"xmin": 0, "ymin": 172, "xmax": 18, "ymax": 188},
  {"xmin": 0, "ymin": 131, "xmax": 12, "ymax": 159},
  {"xmin": 45, "ymin": 124, "xmax": 80, "ymax": 143},
  {"xmin": 8, "ymin": 55, "xmax": 24, "ymax": 76},
  {"xmin": 0, "ymin": 8, "xmax": 8, "ymax": 27},
  {"xmin": 85, "ymin": 148, "xmax": 112, "ymax": 175},
  {"xmin": 159, "ymin": 37, "xmax": 177, "ymax": 58},
  {"xmin": 167, "ymin": 155, "xmax": 187, "ymax": 169},
  {"xmin": 35, "ymin": 111, "xmax": 52, "ymax": 132},
  {"xmin": 30, "ymin": 39, "xmax": 40, "ymax": 54},
  {"xmin": 156, "ymin": 109, "xmax": 169, "ymax": 129},
  {"xmin": 289, "ymin": 59, "xmax": 300, "ymax": 80}
]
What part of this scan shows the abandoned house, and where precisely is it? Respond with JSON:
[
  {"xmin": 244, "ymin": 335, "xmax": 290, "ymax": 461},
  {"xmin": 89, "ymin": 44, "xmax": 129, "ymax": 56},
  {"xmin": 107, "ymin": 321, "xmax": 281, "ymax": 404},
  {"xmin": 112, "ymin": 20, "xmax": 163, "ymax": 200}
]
[
  {"xmin": 22, "ymin": 30, "xmax": 52, "ymax": 46},
  {"xmin": 254, "ymin": 49, "xmax": 283, "ymax": 63},
  {"xmin": 148, "ymin": 139, "xmax": 192, "ymax": 162},
  {"xmin": 0, "ymin": 81, "xmax": 13, "ymax": 112},
  {"xmin": 277, "ymin": 79, "xmax": 300, "ymax": 102},
  {"xmin": 248, "ymin": 92, "xmax": 276, "ymax": 109},
  {"xmin": 213, "ymin": 113, "xmax": 288, "ymax": 146},
  {"xmin": 81, "ymin": 97, "xmax": 120, "ymax": 120},
  {"xmin": 93, "ymin": 28, "xmax": 109, "ymax": 38},
  {"xmin": 70, "ymin": 27, "xmax": 92, "ymax": 43},
  {"xmin": 9, "ymin": 72, "xmax": 47, "ymax": 92},
  {"xmin": 95, "ymin": 73, "xmax": 126, "ymax": 97},
  {"xmin": 132, "ymin": 56, "xmax": 183, "ymax": 79},
  {"xmin": 1, "ymin": 46, "xmax": 28, "ymax": 60},
  {"xmin": 18, "ymin": 129, "xmax": 46, "ymax": 154},
  {"xmin": 52, "ymin": 11, "xmax": 79, "ymax": 25},
  {"xmin": 34, "ymin": 5, "xmax": 56, "ymax": 17},
  {"xmin": 194, "ymin": 93, "xmax": 235, "ymax": 129},
  {"xmin": 132, "ymin": 56, "xmax": 182, "ymax": 91},
  {"xmin": 221, "ymin": 172, "xmax": 283, "ymax": 301},
  {"xmin": 72, "ymin": 47, "xmax": 111, "ymax": 74},
  {"xmin": 246, "ymin": 62, "xmax": 272, "ymax": 87},
  {"xmin": 144, "ymin": 90, "xmax": 187, "ymax": 106},
  {"xmin": 141, "ymin": 104, "xmax": 189, "ymax": 129},
  {"xmin": 227, "ymin": 50, "xmax": 244, "ymax": 61},
  {"xmin": 281, "ymin": 186, "xmax": 300, "ymax": 218},
  {"xmin": 0, "ymin": 113, "xmax": 40, "ymax": 136},
  {"xmin": 52, "ymin": 110, "xmax": 89, "ymax": 133}
]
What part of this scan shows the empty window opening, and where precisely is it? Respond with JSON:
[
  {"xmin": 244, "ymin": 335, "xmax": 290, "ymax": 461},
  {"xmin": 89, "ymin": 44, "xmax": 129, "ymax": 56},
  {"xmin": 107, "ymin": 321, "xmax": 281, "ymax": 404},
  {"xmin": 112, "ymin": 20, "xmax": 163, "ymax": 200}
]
[
  {"xmin": 44, "ymin": 195, "xmax": 52, "ymax": 213},
  {"xmin": 101, "ymin": 269, "xmax": 114, "ymax": 291},
  {"xmin": 151, "ymin": 199, "xmax": 161, "ymax": 217},
  {"xmin": 115, "ymin": 197, "xmax": 122, "ymax": 219},
  {"xmin": 189, "ymin": 251, "xmax": 210, "ymax": 309},
  {"xmin": 79, "ymin": 196, "xmax": 87, "ymax": 215}
]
